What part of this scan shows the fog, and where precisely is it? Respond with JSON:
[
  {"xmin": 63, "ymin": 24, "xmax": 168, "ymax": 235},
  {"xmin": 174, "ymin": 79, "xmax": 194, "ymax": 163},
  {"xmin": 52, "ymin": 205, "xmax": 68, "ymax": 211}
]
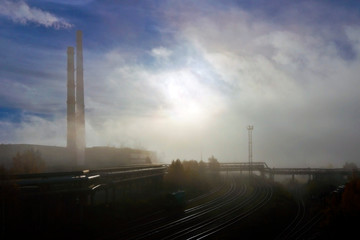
[{"xmin": 1, "ymin": 1, "xmax": 360, "ymax": 167}]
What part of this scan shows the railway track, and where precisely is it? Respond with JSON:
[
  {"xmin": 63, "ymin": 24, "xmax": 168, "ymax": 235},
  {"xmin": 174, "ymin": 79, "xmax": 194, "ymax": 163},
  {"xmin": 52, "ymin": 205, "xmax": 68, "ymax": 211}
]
[
  {"xmin": 122, "ymin": 183, "xmax": 227, "ymax": 230},
  {"xmin": 105, "ymin": 176, "xmax": 274, "ymax": 240},
  {"xmin": 187, "ymin": 184, "xmax": 224, "ymax": 204},
  {"xmin": 100, "ymin": 179, "xmax": 234, "ymax": 240},
  {"xmin": 127, "ymin": 177, "xmax": 245, "ymax": 240},
  {"xmin": 159, "ymin": 182, "xmax": 248, "ymax": 239},
  {"xmin": 275, "ymin": 187, "xmax": 323, "ymax": 240},
  {"xmin": 275, "ymin": 188, "xmax": 306, "ymax": 240},
  {"xmin": 186, "ymin": 178, "xmax": 273, "ymax": 240}
]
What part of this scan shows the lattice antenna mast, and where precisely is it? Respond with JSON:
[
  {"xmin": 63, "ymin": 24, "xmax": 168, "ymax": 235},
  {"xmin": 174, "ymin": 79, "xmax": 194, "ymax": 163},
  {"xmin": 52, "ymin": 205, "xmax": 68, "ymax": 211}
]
[{"xmin": 247, "ymin": 125, "xmax": 254, "ymax": 176}]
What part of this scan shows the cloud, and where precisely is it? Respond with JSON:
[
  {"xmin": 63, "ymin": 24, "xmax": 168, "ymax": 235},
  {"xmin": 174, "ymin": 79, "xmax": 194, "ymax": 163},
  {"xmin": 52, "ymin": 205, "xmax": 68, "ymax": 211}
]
[
  {"xmin": 0, "ymin": 114, "xmax": 66, "ymax": 146},
  {"xmin": 39, "ymin": 0, "xmax": 94, "ymax": 5},
  {"xmin": 2, "ymin": 1, "xmax": 360, "ymax": 167},
  {"xmin": 150, "ymin": 46, "xmax": 173, "ymax": 59},
  {"xmin": 0, "ymin": 0, "xmax": 73, "ymax": 29},
  {"xmin": 162, "ymin": 1, "xmax": 360, "ymax": 166},
  {"xmin": 74, "ymin": 44, "xmax": 229, "ymax": 161}
]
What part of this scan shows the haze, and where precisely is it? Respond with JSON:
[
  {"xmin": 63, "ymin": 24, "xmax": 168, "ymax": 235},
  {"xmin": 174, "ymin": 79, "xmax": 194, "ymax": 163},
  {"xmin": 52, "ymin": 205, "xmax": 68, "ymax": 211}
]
[{"xmin": 1, "ymin": 0, "xmax": 360, "ymax": 167}]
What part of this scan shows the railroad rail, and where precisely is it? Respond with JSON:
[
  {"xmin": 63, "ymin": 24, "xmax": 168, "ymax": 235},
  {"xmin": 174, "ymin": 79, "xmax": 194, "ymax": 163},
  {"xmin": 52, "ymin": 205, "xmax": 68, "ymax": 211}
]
[{"xmin": 103, "ymin": 176, "xmax": 274, "ymax": 240}]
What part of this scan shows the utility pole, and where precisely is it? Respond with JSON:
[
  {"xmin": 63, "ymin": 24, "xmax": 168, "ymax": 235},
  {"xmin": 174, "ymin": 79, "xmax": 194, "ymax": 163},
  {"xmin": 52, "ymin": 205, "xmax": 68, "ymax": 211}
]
[{"xmin": 247, "ymin": 125, "xmax": 254, "ymax": 177}]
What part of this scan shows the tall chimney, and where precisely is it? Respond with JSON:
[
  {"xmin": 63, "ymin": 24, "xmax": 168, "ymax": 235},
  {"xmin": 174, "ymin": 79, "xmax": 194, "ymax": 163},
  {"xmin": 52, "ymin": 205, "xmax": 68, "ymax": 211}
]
[
  {"xmin": 66, "ymin": 47, "xmax": 76, "ymax": 161},
  {"xmin": 76, "ymin": 30, "xmax": 85, "ymax": 166}
]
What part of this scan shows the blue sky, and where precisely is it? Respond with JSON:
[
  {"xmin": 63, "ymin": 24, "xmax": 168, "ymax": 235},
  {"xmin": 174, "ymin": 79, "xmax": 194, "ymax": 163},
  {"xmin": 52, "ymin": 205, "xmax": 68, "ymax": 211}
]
[{"xmin": 1, "ymin": 0, "xmax": 360, "ymax": 167}]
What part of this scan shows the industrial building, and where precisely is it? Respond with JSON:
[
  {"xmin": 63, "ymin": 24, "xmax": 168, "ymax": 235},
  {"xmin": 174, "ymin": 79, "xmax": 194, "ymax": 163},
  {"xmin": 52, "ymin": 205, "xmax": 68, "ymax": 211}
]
[{"xmin": 0, "ymin": 31, "xmax": 156, "ymax": 172}]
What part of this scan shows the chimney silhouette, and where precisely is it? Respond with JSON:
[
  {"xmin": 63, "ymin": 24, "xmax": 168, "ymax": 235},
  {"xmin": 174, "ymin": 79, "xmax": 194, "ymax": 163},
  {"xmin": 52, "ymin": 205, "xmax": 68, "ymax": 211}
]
[
  {"xmin": 66, "ymin": 46, "xmax": 76, "ymax": 162},
  {"xmin": 67, "ymin": 30, "xmax": 85, "ymax": 166},
  {"xmin": 76, "ymin": 30, "xmax": 85, "ymax": 166}
]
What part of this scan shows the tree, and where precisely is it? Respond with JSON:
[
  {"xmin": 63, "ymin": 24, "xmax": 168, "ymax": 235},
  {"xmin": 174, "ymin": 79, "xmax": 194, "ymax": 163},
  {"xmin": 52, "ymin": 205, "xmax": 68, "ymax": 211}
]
[
  {"xmin": 145, "ymin": 156, "xmax": 152, "ymax": 164},
  {"xmin": 199, "ymin": 160, "xmax": 206, "ymax": 174},
  {"xmin": 343, "ymin": 162, "xmax": 358, "ymax": 170},
  {"xmin": 164, "ymin": 159, "xmax": 215, "ymax": 193},
  {"xmin": 208, "ymin": 155, "xmax": 220, "ymax": 172},
  {"xmin": 166, "ymin": 159, "xmax": 185, "ymax": 189},
  {"xmin": 341, "ymin": 178, "xmax": 360, "ymax": 215},
  {"xmin": 11, "ymin": 149, "xmax": 45, "ymax": 174},
  {"xmin": 182, "ymin": 160, "xmax": 199, "ymax": 173}
]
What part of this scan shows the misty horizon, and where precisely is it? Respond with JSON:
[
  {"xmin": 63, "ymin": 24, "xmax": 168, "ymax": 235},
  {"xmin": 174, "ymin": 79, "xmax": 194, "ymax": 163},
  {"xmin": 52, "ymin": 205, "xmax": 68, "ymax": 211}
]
[{"xmin": 1, "ymin": 1, "xmax": 360, "ymax": 168}]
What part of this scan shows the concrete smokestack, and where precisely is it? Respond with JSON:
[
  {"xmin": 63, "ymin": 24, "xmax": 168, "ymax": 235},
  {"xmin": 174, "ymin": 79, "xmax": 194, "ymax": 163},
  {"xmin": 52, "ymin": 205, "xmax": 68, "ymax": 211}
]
[
  {"xmin": 66, "ymin": 47, "xmax": 76, "ymax": 161},
  {"xmin": 76, "ymin": 30, "xmax": 85, "ymax": 166}
]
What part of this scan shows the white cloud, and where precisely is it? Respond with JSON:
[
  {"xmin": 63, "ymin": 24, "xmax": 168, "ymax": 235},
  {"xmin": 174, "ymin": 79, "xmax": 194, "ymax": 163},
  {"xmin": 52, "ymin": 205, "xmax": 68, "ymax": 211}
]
[
  {"xmin": 0, "ymin": 0, "xmax": 73, "ymax": 29},
  {"xmin": 2, "ymin": 1, "xmax": 360, "ymax": 167},
  {"xmin": 150, "ymin": 46, "xmax": 173, "ymax": 59},
  {"xmin": 165, "ymin": 3, "xmax": 360, "ymax": 166},
  {"xmin": 0, "ymin": 114, "xmax": 66, "ymax": 146},
  {"xmin": 40, "ymin": 0, "xmax": 94, "ymax": 5},
  {"xmin": 345, "ymin": 26, "xmax": 360, "ymax": 53},
  {"xmin": 78, "ymin": 46, "xmax": 230, "ymax": 161}
]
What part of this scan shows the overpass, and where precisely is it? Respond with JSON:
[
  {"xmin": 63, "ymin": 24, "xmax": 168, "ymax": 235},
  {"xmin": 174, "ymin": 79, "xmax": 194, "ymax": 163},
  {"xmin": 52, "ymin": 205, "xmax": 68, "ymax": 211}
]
[{"xmin": 220, "ymin": 162, "xmax": 357, "ymax": 181}]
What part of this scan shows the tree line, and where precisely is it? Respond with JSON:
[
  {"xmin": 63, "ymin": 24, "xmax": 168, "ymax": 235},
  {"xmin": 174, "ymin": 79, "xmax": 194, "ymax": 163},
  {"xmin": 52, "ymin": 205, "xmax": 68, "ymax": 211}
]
[
  {"xmin": 0, "ymin": 149, "xmax": 45, "ymax": 176},
  {"xmin": 164, "ymin": 156, "xmax": 221, "ymax": 193}
]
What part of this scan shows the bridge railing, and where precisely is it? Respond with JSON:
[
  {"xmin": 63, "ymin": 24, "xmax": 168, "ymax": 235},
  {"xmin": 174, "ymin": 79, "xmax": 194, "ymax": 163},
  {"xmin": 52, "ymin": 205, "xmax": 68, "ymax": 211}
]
[{"xmin": 220, "ymin": 162, "xmax": 270, "ymax": 170}]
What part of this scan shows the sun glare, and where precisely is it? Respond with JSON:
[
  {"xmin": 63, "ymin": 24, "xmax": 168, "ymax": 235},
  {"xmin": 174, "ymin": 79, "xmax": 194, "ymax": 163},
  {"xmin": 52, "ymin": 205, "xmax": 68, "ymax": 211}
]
[{"xmin": 160, "ymin": 69, "xmax": 210, "ymax": 123}]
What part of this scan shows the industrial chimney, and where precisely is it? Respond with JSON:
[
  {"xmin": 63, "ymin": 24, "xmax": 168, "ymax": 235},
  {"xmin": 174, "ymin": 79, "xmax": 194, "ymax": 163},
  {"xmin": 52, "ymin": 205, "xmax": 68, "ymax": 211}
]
[
  {"xmin": 66, "ymin": 47, "xmax": 76, "ymax": 161},
  {"xmin": 76, "ymin": 30, "xmax": 85, "ymax": 166},
  {"xmin": 67, "ymin": 30, "xmax": 86, "ymax": 166}
]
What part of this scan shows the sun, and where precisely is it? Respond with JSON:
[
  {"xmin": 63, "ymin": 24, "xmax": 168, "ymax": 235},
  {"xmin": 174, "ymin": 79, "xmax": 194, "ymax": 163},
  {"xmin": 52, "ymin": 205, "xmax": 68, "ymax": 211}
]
[{"xmin": 159, "ymin": 69, "xmax": 210, "ymax": 124}]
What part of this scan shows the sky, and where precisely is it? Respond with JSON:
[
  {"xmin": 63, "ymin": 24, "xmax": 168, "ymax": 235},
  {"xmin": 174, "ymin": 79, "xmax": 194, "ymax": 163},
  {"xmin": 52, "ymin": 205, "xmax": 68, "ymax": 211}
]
[{"xmin": 1, "ymin": 0, "xmax": 360, "ymax": 167}]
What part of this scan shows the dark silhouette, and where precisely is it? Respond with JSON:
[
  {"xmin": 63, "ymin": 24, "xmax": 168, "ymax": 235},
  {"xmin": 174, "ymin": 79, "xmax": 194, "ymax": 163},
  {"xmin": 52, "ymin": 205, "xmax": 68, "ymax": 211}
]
[
  {"xmin": 343, "ymin": 162, "xmax": 358, "ymax": 170},
  {"xmin": 321, "ymin": 177, "xmax": 360, "ymax": 238},
  {"xmin": 164, "ymin": 158, "xmax": 222, "ymax": 200},
  {"xmin": 11, "ymin": 149, "xmax": 45, "ymax": 174},
  {"xmin": 208, "ymin": 155, "xmax": 220, "ymax": 173},
  {"xmin": 165, "ymin": 159, "xmax": 185, "ymax": 190},
  {"xmin": 145, "ymin": 156, "xmax": 152, "ymax": 164}
]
